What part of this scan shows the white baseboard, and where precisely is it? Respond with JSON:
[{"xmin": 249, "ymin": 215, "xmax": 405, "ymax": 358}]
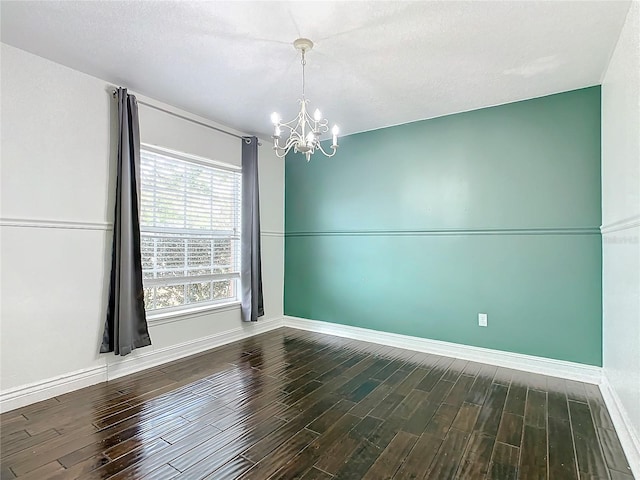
[
  {"xmin": 600, "ymin": 374, "xmax": 640, "ymax": 479},
  {"xmin": 0, "ymin": 316, "xmax": 284, "ymax": 413},
  {"xmin": 106, "ymin": 316, "xmax": 284, "ymax": 380},
  {"xmin": 283, "ymin": 316, "xmax": 602, "ymax": 384},
  {"xmin": 0, "ymin": 366, "xmax": 108, "ymax": 413}
]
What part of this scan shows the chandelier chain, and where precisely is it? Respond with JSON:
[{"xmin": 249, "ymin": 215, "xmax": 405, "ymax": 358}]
[{"xmin": 301, "ymin": 49, "xmax": 306, "ymax": 98}]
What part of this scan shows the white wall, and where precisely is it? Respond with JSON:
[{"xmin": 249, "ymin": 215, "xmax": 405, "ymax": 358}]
[
  {"xmin": 0, "ymin": 44, "xmax": 284, "ymax": 401},
  {"xmin": 601, "ymin": 1, "xmax": 640, "ymax": 475}
]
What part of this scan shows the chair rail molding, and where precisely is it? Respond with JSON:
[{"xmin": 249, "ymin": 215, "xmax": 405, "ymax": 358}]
[{"xmin": 0, "ymin": 217, "xmax": 112, "ymax": 231}]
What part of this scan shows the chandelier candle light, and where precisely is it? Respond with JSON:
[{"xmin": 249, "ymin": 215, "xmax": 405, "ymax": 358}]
[{"xmin": 271, "ymin": 38, "xmax": 339, "ymax": 162}]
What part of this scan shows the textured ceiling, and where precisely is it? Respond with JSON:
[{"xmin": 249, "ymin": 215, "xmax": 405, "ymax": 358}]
[{"xmin": 0, "ymin": 1, "xmax": 631, "ymax": 139}]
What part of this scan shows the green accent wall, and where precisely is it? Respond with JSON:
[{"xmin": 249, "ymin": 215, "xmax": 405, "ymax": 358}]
[{"xmin": 284, "ymin": 87, "xmax": 602, "ymax": 366}]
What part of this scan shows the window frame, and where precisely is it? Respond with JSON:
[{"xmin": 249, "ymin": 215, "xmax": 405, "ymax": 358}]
[{"xmin": 139, "ymin": 143, "xmax": 242, "ymax": 321}]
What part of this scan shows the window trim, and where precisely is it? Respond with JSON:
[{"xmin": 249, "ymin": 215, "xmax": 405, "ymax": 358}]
[
  {"xmin": 146, "ymin": 300, "xmax": 241, "ymax": 325},
  {"xmin": 139, "ymin": 143, "xmax": 242, "ymax": 315}
]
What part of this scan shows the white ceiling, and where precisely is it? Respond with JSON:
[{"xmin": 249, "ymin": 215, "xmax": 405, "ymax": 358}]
[{"xmin": 0, "ymin": 1, "xmax": 631, "ymax": 138}]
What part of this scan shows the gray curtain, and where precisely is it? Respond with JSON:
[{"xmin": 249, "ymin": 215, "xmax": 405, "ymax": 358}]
[
  {"xmin": 241, "ymin": 136, "xmax": 264, "ymax": 322},
  {"xmin": 100, "ymin": 88, "xmax": 151, "ymax": 355}
]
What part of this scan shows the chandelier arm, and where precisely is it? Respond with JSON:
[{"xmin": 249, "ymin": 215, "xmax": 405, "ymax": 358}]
[
  {"xmin": 274, "ymin": 130, "xmax": 301, "ymax": 149},
  {"xmin": 316, "ymin": 142, "xmax": 338, "ymax": 157},
  {"xmin": 285, "ymin": 135, "xmax": 300, "ymax": 149},
  {"xmin": 272, "ymin": 139, "xmax": 297, "ymax": 158},
  {"xmin": 316, "ymin": 121, "xmax": 329, "ymax": 134},
  {"xmin": 275, "ymin": 135, "xmax": 297, "ymax": 152},
  {"xmin": 277, "ymin": 122, "xmax": 300, "ymax": 133}
]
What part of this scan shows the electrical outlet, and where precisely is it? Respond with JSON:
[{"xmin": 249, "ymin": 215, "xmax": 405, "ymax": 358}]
[{"xmin": 478, "ymin": 313, "xmax": 488, "ymax": 327}]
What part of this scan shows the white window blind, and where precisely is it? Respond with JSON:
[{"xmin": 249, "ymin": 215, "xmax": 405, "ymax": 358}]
[{"xmin": 139, "ymin": 147, "xmax": 241, "ymax": 313}]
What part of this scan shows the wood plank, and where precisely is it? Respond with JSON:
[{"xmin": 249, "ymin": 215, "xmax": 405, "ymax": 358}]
[
  {"xmin": 504, "ymin": 384, "xmax": 527, "ymax": 416},
  {"xmin": 278, "ymin": 375, "xmax": 349, "ymax": 422},
  {"xmin": 394, "ymin": 367, "xmax": 429, "ymax": 395},
  {"xmin": 524, "ymin": 372, "xmax": 548, "ymax": 392},
  {"xmin": 371, "ymin": 359, "xmax": 405, "ymax": 382},
  {"xmin": 393, "ymin": 432, "xmax": 442, "ymax": 479},
  {"xmin": 488, "ymin": 441, "xmax": 519, "ymax": 480},
  {"xmin": 415, "ymin": 357, "xmax": 452, "ymax": 392},
  {"xmin": 140, "ymin": 463, "xmax": 180, "ymax": 480},
  {"xmin": 548, "ymin": 416, "xmax": 578, "ymax": 479},
  {"xmin": 344, "ymin": 383, "xmax": 391, "ymax": 418},
  {"xmin": 585, "ymin": 383, "xmax": 615, "ymax": 430},
  {"xmin": 161, "ymin": 419, "xmax": 221, "ymax": 445},
  {"xmin": 474, "ymin": 383, "xmax": 508, "ymax": 436},
  {"xmin": 388, "ymin": 389, "xmax": 428, "ymax": 421},
  {"xmin": 496, "ymin": 412, "xmax": 524, "ymax": 447},
  {"xmin": 362, "ymin": 431, "xmax": 417, "ymax": 479},
  {"xmin": 0, "ymin": 464, "xmax": 16, "ymax": 480},
  {"xmin": 451, "ymin": 402, "xmax": 482, "ymax": 433},
  {"xmin": 1, "ymin": 428, "xmax": 30, "ymax": 444},
  {"xmin": 10, "ymin": 460, "xmax": 64, "ymax": 480},
  {"xmin": 307, "ymin": 399, "xmax": 356, "ymax": 434},
  {"xmin": 233, "ymin": 428, "xmax": 318, "ymax": 479},
  {"xmin": 519, "ymin": 425, "xmax": 547, "ymax": 480},
  {"xmin": 425, "ymin": 428, "xmax": 470, "ymax": 479},
  {"xmin": 492, "ymin": 367, "xmax": 515, "ymax": 386},
  {"xmin": 242, "ymin": 396, "xmax": 340, "ymax": 463},
  {"xmin": 423, "ymin": 403, "xmax": 459, "ymax": 439},
  {"xmin": 465, "ymin": 365, "xmax": 497, "ymax": 405},
  {"xmin": 610, "ymin": 470, "xmax": 635, "ymax": 480},
  {"xmin": 78, "ymin": 438, "xmax": 171, "ymax": 480},
  {"xmin": 565, "ymin": 380, "xmax": 589, "ymax": 403},
  {"xmin": 59, "ymin": 415, "xmax": 188, "ymax": 468},
  {"xmin": 441, "ymin": 358, "xmax": 468, "ymax": 383},
  {"xmin": 548, "ymin": 389, "xmax": 570, "ymax": 421},
  {"xmin": 333, "ymin": 419, "xmax": 402, "ymax": 479},
  {"xmin": 443, "ymin": 374, "xmax": 476, "ymax": 407},
  {"xmin": 314, "ymin": 416, "xmax": 383, "ymax": 474},
  {"xmin": 109, "ymin": 423, "xmax": 221, "ymax": 479},
  {"xmin": 456, "ymin": 431, "xmax": 495, "ymax": 479},
  {"xmin": 524, "ymin": 389, "xmax": 547, "ymax": 429},
  {"xmin": 300, "ymin": 466, "xmax": 333, "ymax": 479},
  {"xmin": 569, "ymin": 400, "xmax": 610, "ymax": 479},
  {"xmin": 0, "ymin": 428, "xmax": 60, "ymax": 457},
  {"xmin": 384, "ymin": 367, "xmax": 416, "ymax": 387},
  {"xmin": 346, "ymin": 379, "xmax": 382, "ymax": 403},
  {"xmin": 44, "ymin": 453, "xmax": 111, "ymax": 480},
  {"xmin": 334, "ymin": 358, "xmax": 392, "ymax": 397},
  {"xmin": 369, "ymin": 392, "xmax": 405, "ymax": 421},
  {"xmin": 3, "ymin": 425, "xmax": 98, "ymax": 476},
  {"xmin": 597, "ymin": 426, "xmax": 632, "ymax": 474},
  {"xmin": 267, "ymin": 413, "xmax": 362, "ymax": 479},
  {"xmin": 402, "ymin": 399, "xmax": 439, "ymax": 436},
  {"xmin": 169, "ymin": 415, "xmax": 285, "ymax": 472}
]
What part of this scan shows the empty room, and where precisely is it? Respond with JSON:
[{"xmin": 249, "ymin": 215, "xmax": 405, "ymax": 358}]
[{"xmin": 1, "ymin": 1, "xmax": 639, "ymax": 479}]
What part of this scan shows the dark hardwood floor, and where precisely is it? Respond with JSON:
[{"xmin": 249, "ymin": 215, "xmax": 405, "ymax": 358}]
[{"xmin": 0, "ymin": 327, "xmax": 633, "ymax": 479}]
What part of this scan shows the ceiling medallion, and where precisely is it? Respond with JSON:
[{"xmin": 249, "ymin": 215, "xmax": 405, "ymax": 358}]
[{"xmin": 270, "ymin": 38, "xmax": 339, "ymax": 161}]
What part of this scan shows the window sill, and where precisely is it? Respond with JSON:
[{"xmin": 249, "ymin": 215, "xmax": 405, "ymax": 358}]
[{"xmin": 146, "ymin": 301, "xmax": 241, "ymax": 326}]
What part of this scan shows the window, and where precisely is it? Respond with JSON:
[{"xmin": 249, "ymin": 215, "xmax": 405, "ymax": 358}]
[{"xmin": 139, "ymin": 146, "xmax": 241, "ymax": 313}]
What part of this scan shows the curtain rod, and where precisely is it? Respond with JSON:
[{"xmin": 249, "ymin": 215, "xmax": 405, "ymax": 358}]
[{"xmin": 111, "ymin": 89, "xmax": 261, "ymax": 145}]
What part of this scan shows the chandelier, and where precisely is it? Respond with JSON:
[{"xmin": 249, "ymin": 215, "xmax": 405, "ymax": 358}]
[{"xmin": 270, "ymin": 38, "xmax": 339, "ymax": 161}]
